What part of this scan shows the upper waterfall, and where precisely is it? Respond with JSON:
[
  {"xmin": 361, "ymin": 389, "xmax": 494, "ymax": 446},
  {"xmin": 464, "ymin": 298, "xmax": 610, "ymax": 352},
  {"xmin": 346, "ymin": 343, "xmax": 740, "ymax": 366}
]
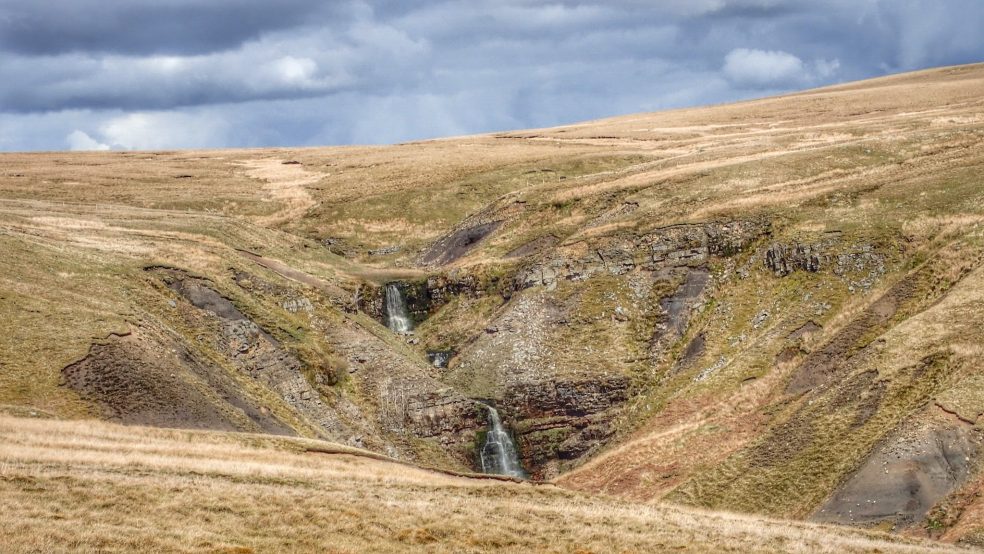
[{"xmin": 384, "ymin": 283, "xmax": 413, "ymax": 334}]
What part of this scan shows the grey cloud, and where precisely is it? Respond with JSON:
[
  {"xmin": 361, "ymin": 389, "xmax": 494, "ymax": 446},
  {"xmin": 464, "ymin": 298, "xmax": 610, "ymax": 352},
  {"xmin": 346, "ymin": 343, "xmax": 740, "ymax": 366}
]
[{"xmin": 0, "ymin": 12, "xmax": 430, "ymax": 113}]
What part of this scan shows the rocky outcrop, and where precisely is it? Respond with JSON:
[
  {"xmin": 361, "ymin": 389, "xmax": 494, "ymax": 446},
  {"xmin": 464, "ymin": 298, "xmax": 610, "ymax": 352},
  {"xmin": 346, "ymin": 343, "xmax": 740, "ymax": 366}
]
[
  {"xmin": 358, "ymin": 281, "xmax": 430, "ymax": 325},
  {"xmin": 427, "ymin": 350, "xmax": 453, "ymax": 368},
  {"xmin": 515, "ymin": 220, "xmax": 768, "ymax": 289},
  {"xmin": 765, "ymin": 242, "xmax": 824, "ymax": 276},
  {"xmin": 404, "ymin": 390, "xmax": 486, "ymax": 449},
  {"xmin": 763, "ymin": 236, "xmax": 886, "ymax": 290},
  {"xmin": 500, "ymin": 377, "xmax": 631, "ymax": 479}
]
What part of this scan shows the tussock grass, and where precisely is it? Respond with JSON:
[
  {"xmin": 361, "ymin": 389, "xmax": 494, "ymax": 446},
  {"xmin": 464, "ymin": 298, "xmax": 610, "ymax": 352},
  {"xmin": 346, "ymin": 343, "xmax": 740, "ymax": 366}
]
[{"xmin": 0, "ymin": 416, "xmax": 961, "ymax": 554}]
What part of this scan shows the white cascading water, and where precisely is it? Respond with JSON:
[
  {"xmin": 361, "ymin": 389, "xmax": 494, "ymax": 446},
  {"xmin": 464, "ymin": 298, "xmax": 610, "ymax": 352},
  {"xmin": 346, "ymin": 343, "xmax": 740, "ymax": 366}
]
[
  {"xmin": 428, "ymin": 351, "xmax": 451, "ymax": 368},
  {"xmin": 384, "ymin": 283, "xmax": 413, "ymax": 334},
  {"xmin": 479, "ymin": 405, "xmax": 526, "ymax": 478}
]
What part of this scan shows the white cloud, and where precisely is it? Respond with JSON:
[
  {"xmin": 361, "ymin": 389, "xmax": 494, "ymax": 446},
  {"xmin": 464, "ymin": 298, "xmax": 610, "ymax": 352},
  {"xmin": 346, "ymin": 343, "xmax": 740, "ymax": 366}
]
[
  {"xmin": 812, "ymin": 58, "xmax": 841, "ymax": 79},
  {"xmin": 66, "ymin": 130, "xmax": 110, "ymax": 151},
  {"xmin": 722, "ymin": 48, "xmax": 806, "ymax": 87},
  {"xmin": 722, "ymin": 48, "xmax": 841, "ymax": 89},
  {"xmin": 273, "ymin": 56, "xmax": 318, "ymax": 85},
  {"xmin": 99, "ymin": 111, "xmax": 229, "ymax": 150}
]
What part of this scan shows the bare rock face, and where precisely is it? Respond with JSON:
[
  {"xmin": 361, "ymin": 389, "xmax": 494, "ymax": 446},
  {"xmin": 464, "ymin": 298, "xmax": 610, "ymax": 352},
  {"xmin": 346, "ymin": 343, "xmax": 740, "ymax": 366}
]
[
  {"xmin": 650, "ymin": 268, "xmax": 710, "ymax": 361},
  {"xmin": 501, "ymin": 377, "xmax": 631, "ymax": 479},
  {"xmin": 515, "ymin": 220, "xmax": 769, "ymax": 289},
  {"xmin": 356, "ymin": 270, "xmax": 500, "ymax": 327},
  {"xmin": 425, "ymin": 271, "xmax": 494, "ymax": 305},
  {"xmin": 404, "ymin": 390, "xmax": 485, "ymax": 448},
  {"xmin": 762, "ymin": 236, "xmax": 887, "ymax": 290},
  {"xmin": 641, "ymin": 225, "xmax": 707, "ymax": 269},
  {"xmin": 356, "ymin": 280, "xmax": 434, "ymax": 326}
]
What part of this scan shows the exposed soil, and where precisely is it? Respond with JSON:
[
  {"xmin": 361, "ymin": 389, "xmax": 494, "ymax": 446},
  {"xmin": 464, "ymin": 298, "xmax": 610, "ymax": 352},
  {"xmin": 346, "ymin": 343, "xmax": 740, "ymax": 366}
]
[
  {"xmin": 786, "ymin": 276, "xmax": 916, "ymax": 395},
  {"xmin": 504, "ymin": 235, "xmax": 559, "ymax": 259},
  {"xmin": 788, "ymin": 321, "xmax": 822, "ymax": 340},
  {"xmin": 815, "ymin": 420, "xmax": 982, "ymax": 527}
]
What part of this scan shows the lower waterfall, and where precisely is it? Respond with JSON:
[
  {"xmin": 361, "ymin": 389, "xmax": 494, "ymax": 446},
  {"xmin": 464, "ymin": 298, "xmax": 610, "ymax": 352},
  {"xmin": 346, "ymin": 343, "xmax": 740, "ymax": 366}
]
[{"xmin": 479, "ymin": 405, "xmax": 527, "ymax": 478}]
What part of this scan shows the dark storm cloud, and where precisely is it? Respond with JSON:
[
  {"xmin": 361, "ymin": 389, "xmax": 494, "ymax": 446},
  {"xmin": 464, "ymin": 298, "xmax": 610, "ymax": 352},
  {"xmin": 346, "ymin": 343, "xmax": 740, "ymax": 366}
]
[
  {"xmin": 0, "ymin": 1, "xmax": 982, "ymax": 151},
  {"xmin": 0, "ymin": 0, "xmax": 338, "ymax": 55}
]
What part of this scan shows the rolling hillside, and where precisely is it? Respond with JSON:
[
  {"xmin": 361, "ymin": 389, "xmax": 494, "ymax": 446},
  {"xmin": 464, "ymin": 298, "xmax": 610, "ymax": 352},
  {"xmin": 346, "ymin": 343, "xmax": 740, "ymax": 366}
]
[{"xmin": 2, "ymin": 63, "xmax": 984, "ymax": 548}]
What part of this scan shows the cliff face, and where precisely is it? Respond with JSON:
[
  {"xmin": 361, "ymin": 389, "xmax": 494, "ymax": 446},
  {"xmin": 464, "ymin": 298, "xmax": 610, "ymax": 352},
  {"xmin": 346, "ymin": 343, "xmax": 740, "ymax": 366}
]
[
  {"xmin": 514, "ymin": 221, "xmax": 768, "ymax": 290},
  {"xmin": 503, "ymin": 377, "xmax": 630, "ymax": 479},
  {"xmin": 356, "ymin": 271, "xmax": 496, "ymax": 327}
]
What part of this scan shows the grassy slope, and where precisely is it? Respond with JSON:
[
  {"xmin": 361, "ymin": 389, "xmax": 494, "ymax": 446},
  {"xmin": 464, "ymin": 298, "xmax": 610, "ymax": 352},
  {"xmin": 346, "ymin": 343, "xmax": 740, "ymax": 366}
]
[
  {"xmin": 515, "ymin": 67, "xmax": 984, "ymax": 543},
  {"xmin": 0, "ymin": 414, "xmax": 960, "ymax": 554}
]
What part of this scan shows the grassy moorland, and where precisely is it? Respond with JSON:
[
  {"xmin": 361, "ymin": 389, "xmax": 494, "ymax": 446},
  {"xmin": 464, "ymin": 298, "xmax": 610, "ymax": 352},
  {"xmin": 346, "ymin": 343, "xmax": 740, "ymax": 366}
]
[{"xmin": 2, "ymin": 63, "xmax": 984, "ymax": 550}]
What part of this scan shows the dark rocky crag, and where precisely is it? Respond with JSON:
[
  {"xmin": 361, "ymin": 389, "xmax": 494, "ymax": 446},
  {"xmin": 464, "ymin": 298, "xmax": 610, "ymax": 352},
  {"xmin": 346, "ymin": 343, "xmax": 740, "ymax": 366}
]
[{"xmin": 503, "ymin": 377, "xmax": 631, "ymax": 479}]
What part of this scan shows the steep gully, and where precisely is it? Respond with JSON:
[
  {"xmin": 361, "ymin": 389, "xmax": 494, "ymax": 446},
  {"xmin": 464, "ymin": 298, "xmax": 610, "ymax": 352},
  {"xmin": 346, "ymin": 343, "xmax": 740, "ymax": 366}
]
[
  {"xmin": 370, "ymin": 220, "xmax": 773, "ymax": 478},
  {"xmin": 383, "ymin": 283, "xmax": 527, "ymax": 478}
]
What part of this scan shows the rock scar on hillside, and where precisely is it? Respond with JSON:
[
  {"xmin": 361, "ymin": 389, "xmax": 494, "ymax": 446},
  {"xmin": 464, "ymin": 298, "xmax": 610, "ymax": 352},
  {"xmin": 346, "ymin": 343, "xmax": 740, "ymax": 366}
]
[
  {"xmin": 160, "ymin": 270, "xmax": 371, "ymax": 443},
  {"xmin": 421, "ymin": 220, "xmax": 503, "ymax": 266},
  {"xmin": 61, "ymin": 326, "xmax": 293, "ymax": 435}
]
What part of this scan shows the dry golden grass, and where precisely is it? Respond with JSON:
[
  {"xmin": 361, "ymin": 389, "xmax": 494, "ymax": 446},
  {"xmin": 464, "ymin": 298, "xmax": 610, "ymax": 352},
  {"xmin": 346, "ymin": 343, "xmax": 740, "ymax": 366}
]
[
  {"xmin": 0, "ymin": 415, "xmax": 963, "ymax": 554},
  {"xmin": 239, "ymin": 157, "xmax": 323, "ymax": 226}
]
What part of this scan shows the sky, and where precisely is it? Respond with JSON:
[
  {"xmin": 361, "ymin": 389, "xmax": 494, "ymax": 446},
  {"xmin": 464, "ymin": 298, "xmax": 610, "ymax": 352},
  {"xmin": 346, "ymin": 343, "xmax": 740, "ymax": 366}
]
[{"xmin": 0, "ymin": 0, "xmax": 982, "ymax": 152}]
